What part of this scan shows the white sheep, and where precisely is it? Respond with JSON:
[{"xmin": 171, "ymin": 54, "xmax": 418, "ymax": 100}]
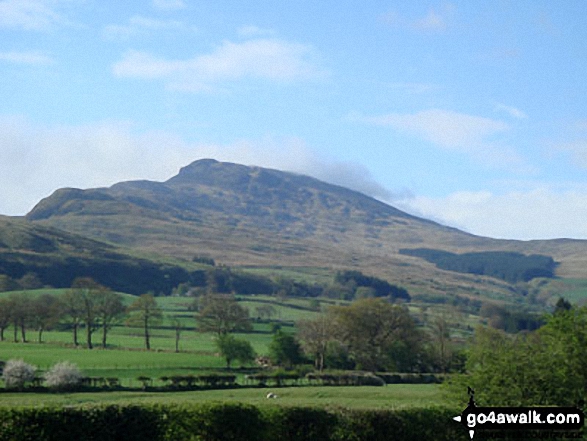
[{"xmin": 266, "ymin": 392, "xmax": 278, "ymax": 399}]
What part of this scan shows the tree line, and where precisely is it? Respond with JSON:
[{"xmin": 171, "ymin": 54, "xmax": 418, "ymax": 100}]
[
  {"xmin": 174, "ymin": 267, "xmax": 411, "ymax": 302},
  {"xmin": 400, "ymin": 248, "xmax": 557, "ymax": 283},
  {"xmin": 0, "ymin": 278, "xmax": 162, "ymax": 350},
  {"xmin": 193, "ymin": 293, "xmax": 460, "ymax": 374}
]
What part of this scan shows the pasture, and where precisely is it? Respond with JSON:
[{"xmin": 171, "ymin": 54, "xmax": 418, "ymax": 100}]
[
  {"xmin": 0, "ymin": 287, "xmax": 460, "ymax": 415},
  {"xmin": 0, "ymin": 384, "xmax": 445, "ymax": 409}
]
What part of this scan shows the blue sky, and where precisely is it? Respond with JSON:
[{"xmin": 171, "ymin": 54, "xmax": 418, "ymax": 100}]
[{"xmin": 1, "ymin": 0, "xmax": 587, "ymax": 240}]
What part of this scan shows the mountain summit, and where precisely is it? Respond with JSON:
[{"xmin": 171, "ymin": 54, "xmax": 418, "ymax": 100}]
[{"xmin": 26, "ymin": 159, "xmax": 587, "ymax": 295}]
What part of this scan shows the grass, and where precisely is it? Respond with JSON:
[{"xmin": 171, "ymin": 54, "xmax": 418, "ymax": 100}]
[{"xmin": 0, "ymin": 384, "xmax": 445, "ymax": 409}]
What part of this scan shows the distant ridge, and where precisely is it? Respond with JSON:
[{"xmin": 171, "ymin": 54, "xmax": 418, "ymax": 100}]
[{"xmin": 25, "ymin": 159, "xmax": 587, "ymax": 297}]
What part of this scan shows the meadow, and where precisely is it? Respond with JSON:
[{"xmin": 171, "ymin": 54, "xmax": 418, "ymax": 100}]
[
  {"xmin": 0, "ymin": 384, "xmax": 445, "ymax": 409},
  {"xmin": 0, "ymin": 288, "xmax": 461, "ymax": 413}
]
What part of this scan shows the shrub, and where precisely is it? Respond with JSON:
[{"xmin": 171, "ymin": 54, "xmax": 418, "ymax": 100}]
[
  {"xmin": 2, "ymin": 359, "xmax": 36, "ymax": 390},
  {"xmin": 44, "ymin": 361, "xmax": 83, "ymax": 391}
]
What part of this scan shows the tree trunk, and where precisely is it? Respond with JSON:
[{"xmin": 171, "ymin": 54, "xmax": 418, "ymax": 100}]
[
  {"xmin": 0, "ymin": 326, "xmax": 4, "ymax": 341},
  {"xmin": 144, "ymin": 317, "xmax": 150, "ymax": 350},
  {"xmin": 38, "ymin": 327, "xmax": 43, "ymax": 343},
  {"xmin": 86, "ymin": 323, "xmax": 93, "ymax": 349},
  {"xmin": 175, "ymin": 328, "xmax": 180, "ymax": 353},
  {"xmin": 73, "ymin": 322, "xmax": 79, "ymax": 346},
  {"xmin": 102, "ymin": 323, "xmax": 108, "ymax": 348},
  {"xmin": 20, "ymin": 321, "xmax": 26, "ymax": 343},
  {"xmin": 13, "ymin": 320, "xmax": 17, "ymax": 342}
]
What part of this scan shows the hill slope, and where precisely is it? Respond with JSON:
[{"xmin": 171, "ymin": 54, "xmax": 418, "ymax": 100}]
[
  {"xmin": 25, "ymin": 159, "xmax": 587, "ymax": 298},
  {"xmin": 0, "ymin": 216, "xmax": 206, "ymax": 295}
]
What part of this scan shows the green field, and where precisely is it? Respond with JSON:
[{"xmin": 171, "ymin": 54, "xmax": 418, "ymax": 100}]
[
  {"xmin": 0, "ymin": 288, "xmax": 461, "ymax": 413},
  {"xmin": 0, "ymin": 384, "xmax": 445, "ymax": 409}
]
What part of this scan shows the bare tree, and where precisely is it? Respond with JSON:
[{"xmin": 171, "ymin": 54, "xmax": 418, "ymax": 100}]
[
  {"xmin": 30, "ymin": 293, "xmax": 62, "ymax": 343},
  {"xmin": 0, "ymin": 298, "xmax": 12, "ymax": 341},
  {"xmin": 8, "ymin": 292, "xmax": 32, "ymax": 343},
  {"xmin": 69, "ymin": 277, "xmax": 109, "ymax": 349},
  {"xmin": 95, "ymin": 290, "xmax": 126, "ymax": 348},
  {"xmin": 298, "ymin": 313, "xmax": 334, "ymax": 372},
  {"xmin": 127, "ymin": 294, "xmax": 162, "ymax": 350},
  {"xmin": 61, "ymin": 288, "xmax": 85, "ymax": 346}
]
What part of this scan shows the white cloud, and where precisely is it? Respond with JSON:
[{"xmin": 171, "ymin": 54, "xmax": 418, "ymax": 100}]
[
  {"xmin": 358, "ymin": 109, "xmax": 532, "ymax": 172},
  {"xmin": 381, "ymin": 3, "xmax": 455, "ymax": 33},
  {"xmin": 412, "ymin": 8, "xmax": 447, "ymax": 31},
  {"xmin": 103, "ymin": 15, "xmax": 187, "ymax": 40},
  {"xmin": 362, "ymin": 109, "xmax": 508, "ymax": 152},
  {"xmin": 556, "ymin": 140, "xmax": 587, "ymax": 169},
  {"xmin": 237, "ymin": 25, "xmax": 275, "ymax": 38},
  {"xmin": 385, "ymin": 82, "xmax": 436, "ymax": 94},
  {"xmin": 0, "ymin": 117, "xmax": 389, "ymax": 216},
  {"xmin": 494, "ymin": 103, "xmax": 527, "ymax": 119},
  {"xmin": 0, "ymin": 50, "xmax": 54, "ymax": 64},
  {"xmin": 113, "ymin": 38, "xmax": 327, "ymax": 92},
  {"xmin": 0, "ymin": 0, "xmax": 68, "ymax": 31},
  {"xmin": 152, "ymin": 0, "xmax": 185, "ymax": 10},
  {"xmin": 402, "ymin": 187, "xmax": 587, "ymax": 240}
]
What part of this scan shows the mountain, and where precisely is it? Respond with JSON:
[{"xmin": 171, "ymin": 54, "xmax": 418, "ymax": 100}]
[{"xmin": 25, "ymin": 159, "xmax": 587, "ymax": 299}]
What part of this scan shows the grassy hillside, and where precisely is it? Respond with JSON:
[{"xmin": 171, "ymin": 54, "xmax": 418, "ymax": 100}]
[
  {"xmin": 0, "ymin": 216, "xmax": 212, "ymax": 295},
  {"xmin": 24, "ymin": 159, "xmax": 587, "ymax": 303}
]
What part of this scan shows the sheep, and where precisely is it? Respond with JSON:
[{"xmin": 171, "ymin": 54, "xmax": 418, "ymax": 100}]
[{"xmin": 266, "ymin": 392, "xmax": 278, "ymax": 399}]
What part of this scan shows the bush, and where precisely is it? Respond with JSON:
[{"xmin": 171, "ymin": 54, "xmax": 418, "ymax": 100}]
[
  {"xmin": 44, "ymin": 361, "xmax": 83, "ymax": 391},
  {"xmin": 0, "ymin": 403, "xmax": 470, "ymax": 441},
  {"xmin": 2, "ymin": 359, "xmax": 36, "ymax": 390}
]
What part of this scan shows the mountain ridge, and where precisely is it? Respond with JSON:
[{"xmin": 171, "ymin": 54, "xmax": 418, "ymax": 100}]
[{"xmin": 24, "ymin": 158, "xmax": 587, "ymax": 298}]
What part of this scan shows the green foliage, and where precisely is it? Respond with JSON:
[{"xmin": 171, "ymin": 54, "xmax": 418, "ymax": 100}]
[
  {"xmin": 269, "ymin": 330, "xmax": 305, "ymax": 368},
  {"xmin": 449, "ymin": 307, "xmax": 587, "ymax": 406},
  {"xmin": 192, "ymin": 255, "xmax": 216, "ymax": 266},
  {"xmin": 0, "ymin": 403, "xmax": 468, "ymax": 441},
  {"xmin": 400, "ymin": 248, "xmax": 557, "ymax": 283},
  {"xmin": 334, "ymin": 270, "xmax": 411, "ymax": 302},
  {"xmin": 215, "ymin": 334, "xmax": 256, "ymax": 368},
  {"xmin": 197, "ymin": 294, "xmax": 252, "ymax": 335},
  {"xmin": 329, "ymin": 298, "xmax": 424, "ymax": 372},
  {"xmin": 479, "ymin": 302, "xmax": 544, "ymax": 333}
]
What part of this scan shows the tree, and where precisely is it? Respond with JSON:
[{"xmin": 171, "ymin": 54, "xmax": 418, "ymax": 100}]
[
  {"xmin": 215, "ymin": 334, "xmax": 256, "ymax": 369},
  {"xmin": 18, "ymin": 272, "xmax": 43, "ymax": 290},
  {"xmin": 30, "ymin": 293, "xmax": 62, "ymax": 343},
  {"xmin": 0, "ymin": 297, "xmax": 12, "ymax": 341},
  {"xmin": 254, "ymin": 304, "xmax": 276, "ymax": 320},
  {"xmin": 171, "ymin": 318, "xmax": 184, "ymax": 353},
  {"xmin": 554, "ymin": 297, "xmax": 572, "ymax": 314},
  {"xmin": 61, "ymin": 286, "xmax": 86, "ymax": 346},
  {"xmin": 428, "ymin": 310, "xmax": 454, "ymax": 373},
  {"xmin": 451, "ymin": 307, "xmax": 587, "ymax": 407},
  {"xmin": 127, "ymin": 294, "xmax": 162, "ymax": 350},
  {"xmin": 0, "ymin": 275, "xmax": 18, "ymax": 292},
  {"xmin": 268, "ymin": 330, "xmax": 304, "ymax": 368},
  {"xmin": 69, "ymin": 278, "xmax": 108, "ymax": 349},
  {"xmin": 2, "ymin": 359, "xmax": 36, "ymax": 390},
  {"xmin": 95, "ymin": 290, "xmax": 126, "ymax": 348},
  {"xmin": 197, "ymin": 294, "xmax": 252, "ymax": 335},
  {"xmin": 329, "ymin": 298, "xmax": 422, "ymax": 372},
  {"xmin": 298, "ymin": 313, "xmax": 334, "ymax": 372},
  {"xmin": 8, "ymin": 292, "xmax": 32, "ymax": 343},
  {"xmin": 44, "ymin": 361, "xmax": 83, "ymax": 391}
]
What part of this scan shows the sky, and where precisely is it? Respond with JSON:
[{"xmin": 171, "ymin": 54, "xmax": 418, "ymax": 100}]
[{"xmin": 1, "ymin": 0, "xmax": 587, "ymax": 240}]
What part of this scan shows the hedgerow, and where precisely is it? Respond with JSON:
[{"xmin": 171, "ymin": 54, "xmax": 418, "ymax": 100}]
[{"xmin": 0, "ymin": 403, "xmax": 470, "ymax": 441}]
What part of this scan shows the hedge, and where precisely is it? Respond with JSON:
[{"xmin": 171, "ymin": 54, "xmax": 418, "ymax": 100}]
[{"xmin": 0, "ymin": 403, "xmax": 472, "ymax": 441}]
